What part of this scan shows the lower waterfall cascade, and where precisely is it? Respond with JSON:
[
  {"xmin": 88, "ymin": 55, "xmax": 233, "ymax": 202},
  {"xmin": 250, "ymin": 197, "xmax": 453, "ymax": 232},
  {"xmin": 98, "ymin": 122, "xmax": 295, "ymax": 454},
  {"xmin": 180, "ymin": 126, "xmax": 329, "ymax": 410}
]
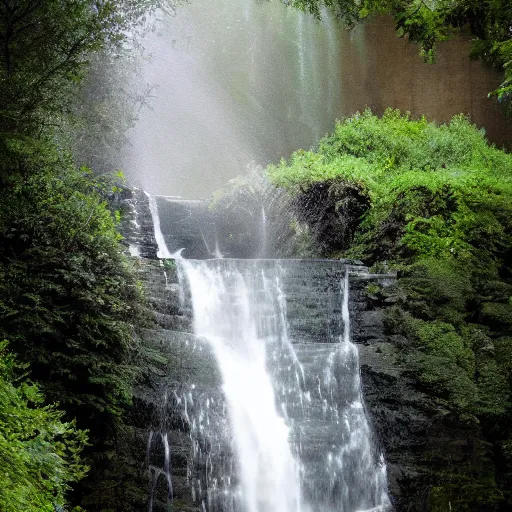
[{"xmin": 170, "ymin": 257, "xmax": 391, "ymax": 512}]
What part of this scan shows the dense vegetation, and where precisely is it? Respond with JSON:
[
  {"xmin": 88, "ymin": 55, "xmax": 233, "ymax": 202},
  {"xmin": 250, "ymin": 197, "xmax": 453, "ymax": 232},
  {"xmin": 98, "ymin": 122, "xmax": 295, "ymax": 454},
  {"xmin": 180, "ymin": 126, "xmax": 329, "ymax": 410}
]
[
  {"xmin": 1, "ymin": 0, "xmax": 510, "ymax": 510},
  {"xmin": 0, "ymin": 341, "xmax": 88, "ymax": 512},
  {"xmin": 269, "ymin": 109, "xmax": 512, "ymax": 510},
  {"xmin": 286, "ymin": 0, "xmax": 512, "ymax": 112},
  {"xmin": 0, "ymin": 1, "xmax": 178, "ymax": 509}
]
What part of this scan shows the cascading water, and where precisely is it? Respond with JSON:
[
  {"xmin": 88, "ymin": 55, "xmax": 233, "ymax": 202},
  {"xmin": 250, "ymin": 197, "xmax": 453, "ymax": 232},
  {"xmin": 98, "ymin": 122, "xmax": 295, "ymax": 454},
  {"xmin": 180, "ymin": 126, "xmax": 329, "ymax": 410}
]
[
  {"xmin": 176, "ymin": 258, "xmax": 391, "ymax": 512},
  {"xmin": 146, "ymin": 192, "xmax": 173, "ymax": 258},
  {"xmin": 178, "ymin": 259, "xmax": 305, "ymax": 512},
  {"xmin": 329, "ymin": 271, "xmax": 390, "ymax": 512},
  {"xmin": 259, "ymin": 205, "xmax": 267, "ymax": 259}
]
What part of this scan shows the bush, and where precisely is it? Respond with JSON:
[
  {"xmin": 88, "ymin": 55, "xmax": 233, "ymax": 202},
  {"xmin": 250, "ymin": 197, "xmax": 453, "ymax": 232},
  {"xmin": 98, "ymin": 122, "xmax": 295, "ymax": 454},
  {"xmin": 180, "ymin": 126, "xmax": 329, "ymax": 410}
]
[
  {"xmin": 0, "ymin": 341, "xmax": 88, "ymax": 512},
  {"xmin": 269, "ymin": 110, "xmax": 512, "ymax": 266}
]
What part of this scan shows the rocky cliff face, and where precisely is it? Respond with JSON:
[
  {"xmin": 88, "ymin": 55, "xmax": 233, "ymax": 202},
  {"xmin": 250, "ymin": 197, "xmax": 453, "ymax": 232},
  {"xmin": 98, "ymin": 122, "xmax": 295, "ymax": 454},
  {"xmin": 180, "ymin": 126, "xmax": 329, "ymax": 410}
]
[
  {"xmin": 350, "ymin": 281, "xmax": 434, "ymax": 512},
  {"xmin": 353, "ymin": 281, "xmax": 498, "ymax": 512},
  {"xmin": 120, "ymin": 180, "xmax": 306, "ymax": 261}
]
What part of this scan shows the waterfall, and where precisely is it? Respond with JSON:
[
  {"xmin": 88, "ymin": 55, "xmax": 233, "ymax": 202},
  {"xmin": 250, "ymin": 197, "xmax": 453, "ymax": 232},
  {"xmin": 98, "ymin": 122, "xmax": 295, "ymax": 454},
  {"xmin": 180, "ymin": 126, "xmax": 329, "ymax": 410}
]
[
  {"xmin": 178, "ymin": 259, "xmax": 305, "ymax": 512},
  {"xmin": 176, "ymin": 258, "xmax": 391, "ymax": 512},
  {"xmin": 330, "ymin": 272, "xmax": 390, "ymax": 512},
  {"xmin": 259, "ymin": 205, "xmax": 267, "ymax": 259},
  {"xmin": 146, "ymin": 192, "xmax": 173, "ymax": 258}
]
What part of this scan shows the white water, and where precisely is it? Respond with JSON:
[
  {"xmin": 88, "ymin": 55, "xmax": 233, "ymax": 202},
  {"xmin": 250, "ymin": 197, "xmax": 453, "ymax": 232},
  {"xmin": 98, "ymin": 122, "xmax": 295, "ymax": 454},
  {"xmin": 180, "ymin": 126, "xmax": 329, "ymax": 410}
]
[
  {"xmin": 333, "ymin": 272, "xmax": 390, "ymax": 511},
  {"xmin": 128, "ymin": 243, "xmax": 140, "ymax": 256},
  {"xmin": 146, "ymin": 192, "xmax": 173, "ymax": 258},
  {"xmin": 259, "ymin": 205, "xmax": 267, "ymax": 259},
  {"xmin": 179, "ymin": 259, "xmax": 305, "ymax": 512},
  {"xmin": 177, "ymin": 259, "xmax": 391, "ymax": 512}
]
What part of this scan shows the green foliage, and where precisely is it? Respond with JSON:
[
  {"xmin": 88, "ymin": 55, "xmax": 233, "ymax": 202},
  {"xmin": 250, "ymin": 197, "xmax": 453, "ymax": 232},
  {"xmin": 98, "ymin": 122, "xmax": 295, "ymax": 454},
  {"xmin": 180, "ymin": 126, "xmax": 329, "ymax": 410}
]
[
  {"xmin": 384, "ymin": 272, "xmax": 511, "ymax": 507},
  {"xmin": 428, "ymin": 478, "xmax": 503, "ymax": 512},
  {"xmin": 0, "ymin": 341, "xmax": 88, "ymax": 511},
  {"xmin": 0, "ymin": 1, "xmax": 183, "ymax": 509},
  {"xmin": 397, "ymin": 259, "xmax": 471, "ymax": 324},
  {"xmin": 385, "ymin": 306, "xmax": 480, "ymax": 418},
  {"xmin": 365, "ymin": 283, "xmax": 381, "ymax": 296},
  {"xmin": 0, "ymin": 0, "xmax": 112, "ymax": 131},
  {"xmin": 284, "ymin": 0, "xmax": 512, "ymax": 110},
  {"xmin": 0, "ymin": 0, "xmax": 182, "ymax": 133},
  {"xmin": 284, "ymin": 0, "xmax": 361, "ymax": 26},
  {"xmin": 0, "ymin": 138, "xmax": 144, "ymax": 433},
  {"xmin": 269, "ymin": 109, "xmax": 512, "ymax": 265},
  {"xmin": 163, "ymin": 259, "xmax": 177, "ymax": 270},
  {"xmin": 481, "ymin": 303, "xmax": 512, "ymax": 330},
  {"xmin": 0, "ymin": 135, "xmax": 150, "ymax": 509}
]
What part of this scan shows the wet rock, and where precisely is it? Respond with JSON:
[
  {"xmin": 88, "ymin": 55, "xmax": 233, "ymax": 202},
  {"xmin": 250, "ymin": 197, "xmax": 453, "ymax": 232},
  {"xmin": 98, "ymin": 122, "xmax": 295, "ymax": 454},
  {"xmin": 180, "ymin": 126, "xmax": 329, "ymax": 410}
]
[
  {"xmin": 294, "ymin": 179, "xmax": 371, "ymax": 254},
  {"xmin": 388, "ymin": 334, "xmax": 409, "ymax": 347},
  {"xmin": 118, "ymin": 187, "xmax": 158, "ymax": 259},
  {"xmin": 360, "ymin": 310, "xmax": 385, "ymax": 328},
  {"xmin": 156, "ymin": 198, "xmax": 213, "ymax": 259}
]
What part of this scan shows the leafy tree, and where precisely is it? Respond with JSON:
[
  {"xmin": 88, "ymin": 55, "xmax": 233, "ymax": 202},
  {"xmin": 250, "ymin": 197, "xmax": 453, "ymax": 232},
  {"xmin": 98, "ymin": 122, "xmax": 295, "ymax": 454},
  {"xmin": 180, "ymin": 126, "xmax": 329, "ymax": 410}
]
[
  {"xmin": 0, "ymin": 1, "xmax": 181, "ymax": 509},
  {"xmin": 0, "ymin": 134, "xmax": 154, "ymax": 508},
  {"xmin": 63, "ymin": 48, "xmax": 157, "ymax": 176},
  {"xmin": 0, "ymin": 0, "xmax": 181, "ymax": 133}
]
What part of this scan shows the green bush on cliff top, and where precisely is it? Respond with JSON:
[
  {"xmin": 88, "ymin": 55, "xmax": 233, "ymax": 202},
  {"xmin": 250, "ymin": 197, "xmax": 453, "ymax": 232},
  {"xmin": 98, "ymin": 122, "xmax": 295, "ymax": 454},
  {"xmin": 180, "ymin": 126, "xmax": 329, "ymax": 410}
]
[{"xmin": 268, "ymin": 109, "xmax": 512, "ymax": 265}]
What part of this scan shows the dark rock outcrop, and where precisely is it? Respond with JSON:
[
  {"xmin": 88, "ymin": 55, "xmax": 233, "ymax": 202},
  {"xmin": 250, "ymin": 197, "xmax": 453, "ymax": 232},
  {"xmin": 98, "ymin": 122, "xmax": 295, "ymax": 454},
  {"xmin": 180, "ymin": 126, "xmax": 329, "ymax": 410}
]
[
  {"xmin": 352, "ymin": 279, "xmax": 499, "ymax": 512},
  {"xmin": 156, "ymin": 198, "xmax": 213, "ymax": 259},
  {"xmin": 120, "ymin": 187, "xmax": 484, "ymax": 512},
  {"xmin": 294, "ymin": 179, "xmax": 371, "ymax": 255},
  {"xmin": 133, "ymin": 258, "xmax": 199, "ymax": 512}
]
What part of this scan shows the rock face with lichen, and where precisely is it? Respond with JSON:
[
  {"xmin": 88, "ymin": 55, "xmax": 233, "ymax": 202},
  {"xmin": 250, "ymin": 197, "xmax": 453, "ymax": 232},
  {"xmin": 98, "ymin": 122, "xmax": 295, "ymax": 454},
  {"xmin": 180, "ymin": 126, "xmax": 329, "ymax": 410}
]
[{"xmin": 351, "ymin": 282, "xmax": 500, "ymax": 512}]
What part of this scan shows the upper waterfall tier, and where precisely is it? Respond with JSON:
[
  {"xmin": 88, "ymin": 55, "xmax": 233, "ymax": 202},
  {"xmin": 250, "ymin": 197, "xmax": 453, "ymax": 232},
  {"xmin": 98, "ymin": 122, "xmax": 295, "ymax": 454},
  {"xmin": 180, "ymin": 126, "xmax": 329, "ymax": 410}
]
[{"xmin": 119, "ymin": 180, "xmax": 306, "ymax": 260}]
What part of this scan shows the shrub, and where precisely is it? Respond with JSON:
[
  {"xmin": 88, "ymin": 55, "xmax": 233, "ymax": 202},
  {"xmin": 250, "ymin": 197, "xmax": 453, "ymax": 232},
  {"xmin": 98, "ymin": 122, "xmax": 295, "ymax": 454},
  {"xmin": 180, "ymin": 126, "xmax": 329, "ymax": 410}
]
[{"xmin": 0, "ymin": 341, "xmax": 88, "ymax": 512}]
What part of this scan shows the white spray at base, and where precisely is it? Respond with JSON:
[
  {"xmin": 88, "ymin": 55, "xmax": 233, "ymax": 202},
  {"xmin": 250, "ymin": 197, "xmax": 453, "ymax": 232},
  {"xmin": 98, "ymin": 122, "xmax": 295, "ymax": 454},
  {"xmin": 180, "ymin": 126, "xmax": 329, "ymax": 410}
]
[{"xmin": 176, "ymin": 258, "xmax": 391, "ymax": 512}]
